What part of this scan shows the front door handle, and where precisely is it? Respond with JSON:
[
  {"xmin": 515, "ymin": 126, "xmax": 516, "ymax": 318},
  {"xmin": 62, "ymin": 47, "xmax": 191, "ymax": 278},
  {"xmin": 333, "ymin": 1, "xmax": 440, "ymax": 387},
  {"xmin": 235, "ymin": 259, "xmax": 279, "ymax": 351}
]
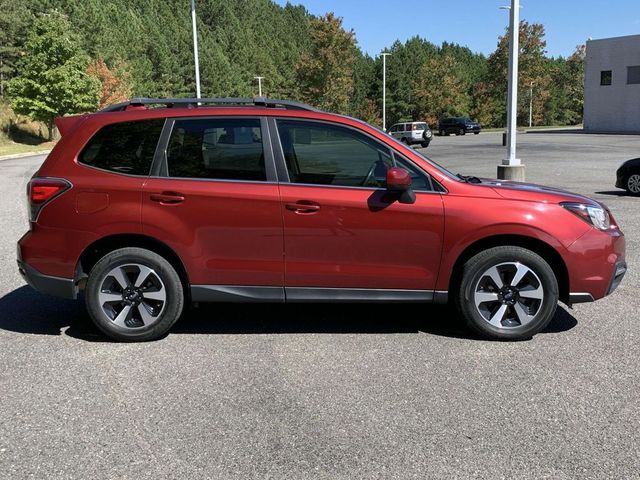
[
  {"xmin": 285, "ymin": 201, "xmax": 320, "ymax": 214},
  {"xmin": 150, "ymin": 192, "xmax": 185, "ymax": 205}
]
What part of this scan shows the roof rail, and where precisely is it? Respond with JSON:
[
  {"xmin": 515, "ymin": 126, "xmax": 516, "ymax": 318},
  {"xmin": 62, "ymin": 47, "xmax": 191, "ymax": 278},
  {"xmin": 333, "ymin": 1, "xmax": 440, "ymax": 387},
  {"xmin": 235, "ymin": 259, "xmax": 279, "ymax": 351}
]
[{"xmin": 99, "ymin": 97, "xmax": 319, "ymax": 113}]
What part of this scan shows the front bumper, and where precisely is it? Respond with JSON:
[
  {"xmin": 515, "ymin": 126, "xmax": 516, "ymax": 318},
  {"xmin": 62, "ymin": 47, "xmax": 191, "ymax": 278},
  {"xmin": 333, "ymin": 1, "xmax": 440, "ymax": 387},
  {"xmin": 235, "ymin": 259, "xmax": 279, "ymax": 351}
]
[
  {"xmin": 565, "ymin": 226, "xmax": 626, "ymax": 303},
  {"xmin": 569, "ymin": 261, "xmax": 627, "ymax": 304}
]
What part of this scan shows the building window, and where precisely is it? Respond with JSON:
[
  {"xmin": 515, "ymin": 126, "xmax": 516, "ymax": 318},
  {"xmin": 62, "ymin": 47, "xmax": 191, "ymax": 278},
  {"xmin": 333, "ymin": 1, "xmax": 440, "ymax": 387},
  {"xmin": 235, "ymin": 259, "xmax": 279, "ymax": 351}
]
[
  {"xmin": 627, "ymin": 66, "xmax": 640, "ymax": 85},
  {"xmin": 600, "ymin": 70, "xmax": 612, "ymax": 86}
]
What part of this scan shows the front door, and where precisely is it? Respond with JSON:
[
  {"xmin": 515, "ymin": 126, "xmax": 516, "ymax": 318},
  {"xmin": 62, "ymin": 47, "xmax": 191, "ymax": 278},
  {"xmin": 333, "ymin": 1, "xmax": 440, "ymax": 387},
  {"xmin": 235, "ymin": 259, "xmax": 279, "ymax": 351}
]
[
  {"xmin": 142, "ymin": 116, "xmax": 284, "ymax": 297},
  {"xmin": 273, "ymin": 118, "xmax": 444, "ymax": 293}
]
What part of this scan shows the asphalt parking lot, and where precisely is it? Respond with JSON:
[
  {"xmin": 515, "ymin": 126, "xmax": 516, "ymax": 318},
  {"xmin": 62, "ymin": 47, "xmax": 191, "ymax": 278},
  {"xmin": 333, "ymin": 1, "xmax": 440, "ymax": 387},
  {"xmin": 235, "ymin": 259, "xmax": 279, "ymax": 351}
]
[{"xmin": 1, "ymin": 131, "xmax": 639, "ymax": 479}]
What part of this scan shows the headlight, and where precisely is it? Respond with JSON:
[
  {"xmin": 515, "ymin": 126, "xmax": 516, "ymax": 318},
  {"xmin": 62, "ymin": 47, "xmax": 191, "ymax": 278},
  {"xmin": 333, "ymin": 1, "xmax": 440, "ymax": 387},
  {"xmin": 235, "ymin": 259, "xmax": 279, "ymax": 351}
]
[{"xmin": 561, "ymin": 202, "xmax": 610, "ymax": 230}]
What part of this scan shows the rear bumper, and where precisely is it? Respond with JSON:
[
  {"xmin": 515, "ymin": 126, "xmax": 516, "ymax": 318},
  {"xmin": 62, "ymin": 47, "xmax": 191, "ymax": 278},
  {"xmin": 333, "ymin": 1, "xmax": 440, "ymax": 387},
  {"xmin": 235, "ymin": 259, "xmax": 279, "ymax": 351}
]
[
  {"xmin": 17, "ymin": 259, "xmax": 76, "ymax": 299},
  {"xmin": 615, "ymin": 169, "xmax": 625, "ymax": 189}
]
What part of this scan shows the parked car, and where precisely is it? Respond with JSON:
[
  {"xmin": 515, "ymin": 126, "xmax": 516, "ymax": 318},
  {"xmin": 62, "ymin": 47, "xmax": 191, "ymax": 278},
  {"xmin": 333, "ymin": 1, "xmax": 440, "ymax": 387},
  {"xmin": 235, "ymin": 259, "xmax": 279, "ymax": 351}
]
[
  {"xmin": 18, "ymin": 97, "xmax": 626, "ymax": 342},
  {"xmin": 615, "ymin": 158, "xmax": 640, "ymax": 195},
  {"xmin": 439, "ymin": 117, "xmax": 481, "ymax": 136},
  {"xmin": 388, "ymin": 121, "xmax": 432, "ymax": 147}
]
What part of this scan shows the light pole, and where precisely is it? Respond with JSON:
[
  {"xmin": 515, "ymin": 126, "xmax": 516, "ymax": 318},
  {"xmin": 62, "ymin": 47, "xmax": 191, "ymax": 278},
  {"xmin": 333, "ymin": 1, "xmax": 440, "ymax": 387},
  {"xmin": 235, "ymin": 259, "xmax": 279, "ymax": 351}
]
[
  {"xmin": 529, "ymin": 81, "xmax": 534, "ymax": 128},
  {"xmin": 381, "ymin": 52, "xmax": 391, "ymax": 131},
  {"xmin": 191, "ymin": 0, "xmax": 201, "ymax": 99},
  {"xmin": 497, "ymin": 0, "xmax": 525, "ymax": 181},
  {"xmin": 254, "ymin": 76, "xmax": 264, "ymax": 97}
]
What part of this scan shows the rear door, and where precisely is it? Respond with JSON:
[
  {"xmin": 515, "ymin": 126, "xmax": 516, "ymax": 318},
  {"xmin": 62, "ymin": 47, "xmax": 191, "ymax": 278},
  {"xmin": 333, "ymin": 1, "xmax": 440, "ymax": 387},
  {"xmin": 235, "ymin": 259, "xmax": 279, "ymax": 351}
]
[{"xmin": 142, "ymin": 116, "xmax": 284, "ymax": 299}]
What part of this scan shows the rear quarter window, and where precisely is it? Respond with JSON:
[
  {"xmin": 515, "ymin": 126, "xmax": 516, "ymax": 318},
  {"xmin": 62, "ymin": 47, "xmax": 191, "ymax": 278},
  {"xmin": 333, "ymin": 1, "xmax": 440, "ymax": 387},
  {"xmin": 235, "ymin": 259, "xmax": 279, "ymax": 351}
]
[{"xmin": 79, "ymin": 119, "xmax": 165, "ymax": 175}]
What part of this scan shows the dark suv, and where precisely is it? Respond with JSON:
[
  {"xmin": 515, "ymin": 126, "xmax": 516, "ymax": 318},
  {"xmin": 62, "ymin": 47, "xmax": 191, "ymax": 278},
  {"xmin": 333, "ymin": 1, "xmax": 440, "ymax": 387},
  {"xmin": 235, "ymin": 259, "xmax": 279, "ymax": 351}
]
[
  {"xmin": 439, "ymin": 117, "xmax": 481, "ymax": 136},
  {"xmin": 18, "ymin": 97, "xmax": 625, "ymax": 342}
]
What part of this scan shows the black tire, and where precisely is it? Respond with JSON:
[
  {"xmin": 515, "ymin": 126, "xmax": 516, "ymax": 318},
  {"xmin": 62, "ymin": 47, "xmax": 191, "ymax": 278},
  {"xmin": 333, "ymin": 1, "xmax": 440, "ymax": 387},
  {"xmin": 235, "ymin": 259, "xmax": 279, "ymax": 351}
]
[
  {"xmin": 455, "ymin": 246, "xmax": 558, "ymax": 340},
  {"xmin": 440, "ymin": 129, "xmax": 448, "ymax": 136},
  {"xmin": 401, "ymin": 137, "xmax": 410, "ymax": 145},
  {"xmin": 421, "ymin": 141, "xmax": 430, "ymax": 148},
  {"xmin": 458, "ymin": 128, "xmax": 466, "ymax": 136},
  {"xmin": 84, "ymin": 247, "xmax": 184, "ymax": 342},
  {"xmin": 473, "ymin": 131, "xmax": 480, "ymax": 135},
  {"xmin": 624, "ymin": 173, "xmax": 640, "ymax": 195}
]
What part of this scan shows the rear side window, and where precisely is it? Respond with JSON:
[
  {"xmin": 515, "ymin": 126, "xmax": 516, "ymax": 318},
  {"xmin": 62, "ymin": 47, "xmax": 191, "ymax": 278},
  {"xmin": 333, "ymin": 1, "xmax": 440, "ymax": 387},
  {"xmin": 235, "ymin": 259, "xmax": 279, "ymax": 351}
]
[
  {"xmin": 79, "ymin": 119, "xmax": 164, "ymax": 175},
  {"xmin": 166, "ymin": 118, "xmax": 265, "ymax": 181}
]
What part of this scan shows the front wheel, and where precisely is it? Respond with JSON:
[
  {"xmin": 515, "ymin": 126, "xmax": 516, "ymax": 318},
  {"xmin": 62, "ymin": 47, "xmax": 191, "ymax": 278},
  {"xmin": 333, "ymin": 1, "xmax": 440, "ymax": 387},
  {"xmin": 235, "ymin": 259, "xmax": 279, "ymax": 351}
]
[
  {"xmin": 473, "ymin": 131, "xmax": 480, "ymax": 135},
  {"xmin": 421, "ymin": 141, "xmax": 430, "ymax": 148},
  {"xmin": 458, "ymin": 128, "xmax": 466, "ymax": 135},
  {"xmin": 84, "ymin": 247, "xmax": 185, "ymax": 341},
  {"xmin": 455, "ymin": 246, "xmax": 558, "ymax": 340},
  {"xmin": 625, "ymin": 173, "xmax": 640, "ymax": 195}
]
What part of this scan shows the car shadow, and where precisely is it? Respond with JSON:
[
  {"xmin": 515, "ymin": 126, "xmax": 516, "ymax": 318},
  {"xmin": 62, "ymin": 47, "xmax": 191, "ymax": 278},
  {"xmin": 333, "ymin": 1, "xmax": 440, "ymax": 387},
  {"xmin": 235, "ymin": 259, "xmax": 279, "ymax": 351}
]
[
  {"xmin": 0, "ymin": 286, "xmax": 577, "ymax": 342},
  {"xmin": 594, "ymin": 190, "xmax": 631, "ymax": 197}
]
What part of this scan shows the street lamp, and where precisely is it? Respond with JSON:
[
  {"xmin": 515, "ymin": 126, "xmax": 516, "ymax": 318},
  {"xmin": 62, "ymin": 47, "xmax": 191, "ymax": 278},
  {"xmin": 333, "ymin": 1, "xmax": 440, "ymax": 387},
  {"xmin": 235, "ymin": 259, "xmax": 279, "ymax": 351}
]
[
  {"xmin": 529, "ymin": 81, "xmax": 534, "ymax": 128},
  {"xmin": 191, "ymin": 0, "xmax": 201, "ymax": 99},
  {"xmin": 381, "ymin": 52, "xmax": 391, "ymax": 131},
  {"xmin": 497, "ymin": 0, "xmax": 525, "ymax": 181},
  {"xmin": 254, "ymin": 76, "xmax": 265, "ymax": 97}
]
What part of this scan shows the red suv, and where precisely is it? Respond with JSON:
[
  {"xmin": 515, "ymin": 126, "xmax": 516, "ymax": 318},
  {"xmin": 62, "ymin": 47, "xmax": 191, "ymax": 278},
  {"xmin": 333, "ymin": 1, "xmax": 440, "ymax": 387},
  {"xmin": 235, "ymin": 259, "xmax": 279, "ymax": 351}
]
[{"xmin": 17, "ymin": 98, "xmax": 626, "ymax": 341}]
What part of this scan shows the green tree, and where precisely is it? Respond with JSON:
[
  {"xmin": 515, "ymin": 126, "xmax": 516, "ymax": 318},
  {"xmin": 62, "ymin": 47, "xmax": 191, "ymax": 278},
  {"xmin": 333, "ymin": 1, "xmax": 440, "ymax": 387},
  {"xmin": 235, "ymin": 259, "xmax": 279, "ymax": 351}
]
[
  {"xmin": 414, "ymin": 54, "xmax": 471, "ymax": 125},
  {"xmin": 485, "ymin": 21, "xmax": 551, "ymax": 127},
  {"xmin": 295, "ymin": 13, "xmax": 357, "ymax": 112},
  {"xmin": 8, "ymin": 11, "xmax": 100, "ymax": 139},
  {"xmin": 0, "ymin": 0, "xmax": 33, "ymax": 97}
]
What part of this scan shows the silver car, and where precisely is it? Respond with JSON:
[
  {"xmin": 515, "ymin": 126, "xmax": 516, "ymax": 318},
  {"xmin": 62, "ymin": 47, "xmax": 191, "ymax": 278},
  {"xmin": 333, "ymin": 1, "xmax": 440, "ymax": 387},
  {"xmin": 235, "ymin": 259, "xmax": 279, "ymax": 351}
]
[{"xmin": 388, "ymin": 121, "xmax": 433, "ymax": 148}]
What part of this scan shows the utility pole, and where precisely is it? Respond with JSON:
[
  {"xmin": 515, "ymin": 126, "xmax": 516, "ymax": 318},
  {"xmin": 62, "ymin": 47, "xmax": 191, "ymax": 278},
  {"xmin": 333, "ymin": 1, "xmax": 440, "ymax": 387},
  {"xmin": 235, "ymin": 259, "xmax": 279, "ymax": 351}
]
[
  {"xmin": 254, "ymin": 76, "xmax": 264, "ymax": 97},
  {"xmin": 497, "ymin": 0, "xmax": 525, "ymax": 181},
  {"xmin": 529, "ymin": 81, "xmax": 534, "ymax": 128},
  {"xmin": 381, "ymin": 52, "xmax": 391, "ymax": 131},
  {"xmin": 191, "ymin": 0, "xmax": 201, "ymax": 99}
]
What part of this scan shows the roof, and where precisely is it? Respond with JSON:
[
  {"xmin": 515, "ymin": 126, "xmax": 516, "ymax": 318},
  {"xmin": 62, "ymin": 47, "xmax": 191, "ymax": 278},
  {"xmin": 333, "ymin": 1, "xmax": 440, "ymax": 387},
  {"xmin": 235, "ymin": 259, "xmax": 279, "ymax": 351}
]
[{"xmin": 99, "ymin": 97, "xmax": 319, "ymax": 113}]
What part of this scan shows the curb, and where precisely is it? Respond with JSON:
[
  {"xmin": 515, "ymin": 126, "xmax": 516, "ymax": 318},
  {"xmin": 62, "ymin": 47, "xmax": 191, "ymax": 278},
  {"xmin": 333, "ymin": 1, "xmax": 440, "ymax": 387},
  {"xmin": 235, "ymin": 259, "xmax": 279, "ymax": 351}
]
[{"xmin": 0, "ymin": 150, "xmax": 51, "ymax": 162}]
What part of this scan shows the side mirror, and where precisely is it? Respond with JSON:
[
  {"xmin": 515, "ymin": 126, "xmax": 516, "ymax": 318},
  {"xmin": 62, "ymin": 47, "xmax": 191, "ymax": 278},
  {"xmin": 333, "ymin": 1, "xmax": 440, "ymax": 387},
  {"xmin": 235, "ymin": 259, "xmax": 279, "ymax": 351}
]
[{"xmin": 386, "ymin": 167, "xmax": 416, "ymax": 204}]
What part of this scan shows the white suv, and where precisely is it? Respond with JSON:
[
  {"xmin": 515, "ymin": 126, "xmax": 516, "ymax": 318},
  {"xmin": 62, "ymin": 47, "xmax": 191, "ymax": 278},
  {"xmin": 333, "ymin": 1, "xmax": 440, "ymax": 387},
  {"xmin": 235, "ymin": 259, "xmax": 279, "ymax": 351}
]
[{"xmin": 388, "ymin": 122, "xmax": 432, "ymax": 148}]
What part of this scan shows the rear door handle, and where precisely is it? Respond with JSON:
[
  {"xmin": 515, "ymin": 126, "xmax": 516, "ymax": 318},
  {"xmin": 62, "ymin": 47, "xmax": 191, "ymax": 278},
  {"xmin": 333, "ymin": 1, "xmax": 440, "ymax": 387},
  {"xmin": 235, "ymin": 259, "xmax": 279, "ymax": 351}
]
[
  {"xmin": 285, "ymin": 201, "xmax": 320, "ymax": 214},
  {"xmin": 150, "ymin": 192, "xmax": 185, "ymax": 205}
]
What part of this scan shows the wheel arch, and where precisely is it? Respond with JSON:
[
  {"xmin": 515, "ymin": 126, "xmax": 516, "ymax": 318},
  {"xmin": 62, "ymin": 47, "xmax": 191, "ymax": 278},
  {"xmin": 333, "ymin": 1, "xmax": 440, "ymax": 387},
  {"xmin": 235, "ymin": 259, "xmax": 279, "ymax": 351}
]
[
  {"xmin": 75, "ymin": 234, "xmax": 190, "ymax": 295},
  {"xmin": 447, "ymin": 234, "xmax": 570, "ymax": 304}
]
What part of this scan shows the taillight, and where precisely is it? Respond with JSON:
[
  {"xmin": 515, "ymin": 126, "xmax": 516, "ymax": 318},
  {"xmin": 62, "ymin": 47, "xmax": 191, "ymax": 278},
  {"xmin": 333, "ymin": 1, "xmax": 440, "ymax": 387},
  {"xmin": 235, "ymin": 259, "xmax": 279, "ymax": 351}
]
[{"xmin": 28, "ymin": 177, "xmax": 71, "ymax": 222}]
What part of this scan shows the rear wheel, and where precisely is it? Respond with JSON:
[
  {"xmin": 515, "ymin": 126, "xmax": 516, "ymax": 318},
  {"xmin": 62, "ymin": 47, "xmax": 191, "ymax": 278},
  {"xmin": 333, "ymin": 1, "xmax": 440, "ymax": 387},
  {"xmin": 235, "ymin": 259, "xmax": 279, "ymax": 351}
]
[
  {"xmin": 625, "ymin": 173, "xmax": 640, "ymax": 195},
  {"xmin": 84, "ymin": 247, "xmax": 184, "ymax": 342},
  {"xmin": 455, "ymin": 246, "xmax": 558, "ymax": 340},
  {"xmin": 458, "ymin": 128, "xmax": 466, "ymax": 135},
  {"xmin": 474, "ymin": 131, "xmax": 480, "ymax": 135}
]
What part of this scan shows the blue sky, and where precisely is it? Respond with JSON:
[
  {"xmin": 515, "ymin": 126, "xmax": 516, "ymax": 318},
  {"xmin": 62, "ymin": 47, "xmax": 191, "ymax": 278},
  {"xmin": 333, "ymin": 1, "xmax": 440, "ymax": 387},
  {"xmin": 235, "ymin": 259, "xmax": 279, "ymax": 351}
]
[{"xmin": 275, "ymin": 0, "xmax": 640, "ymax": 58}]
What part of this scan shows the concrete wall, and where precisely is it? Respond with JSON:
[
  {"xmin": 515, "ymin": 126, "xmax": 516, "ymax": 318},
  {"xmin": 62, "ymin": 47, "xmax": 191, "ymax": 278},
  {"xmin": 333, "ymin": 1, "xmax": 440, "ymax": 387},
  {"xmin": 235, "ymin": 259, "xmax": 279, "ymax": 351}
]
[{"xmin": 584, "ymin": 34, "xmax": 640, "ymax": 133}]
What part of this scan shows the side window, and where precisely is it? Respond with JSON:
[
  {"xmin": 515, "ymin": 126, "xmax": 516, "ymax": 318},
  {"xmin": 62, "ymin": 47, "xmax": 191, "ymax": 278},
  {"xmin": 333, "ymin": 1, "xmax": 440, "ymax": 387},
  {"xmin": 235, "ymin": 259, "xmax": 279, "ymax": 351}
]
[
  {"xmin": 166, "ymin": 118, "xmax": 265, "ymax": 181},
  {"xmin": 276, "ymin": 120, "xmax": 392, "ymax": 188},
  {"xmin": 79, "ymin": 119, "xmax": 164, "ymax": 175}
]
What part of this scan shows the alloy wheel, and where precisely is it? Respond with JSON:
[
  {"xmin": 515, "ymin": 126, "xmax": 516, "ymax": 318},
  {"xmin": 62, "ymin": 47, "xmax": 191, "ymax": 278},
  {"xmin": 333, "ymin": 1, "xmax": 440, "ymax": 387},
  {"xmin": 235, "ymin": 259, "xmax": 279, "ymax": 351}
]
[
  {"xmin": 98, "ymin": 263, "xmax": 167, "ymax": 329},
  {"xmin": 473, "ymin": 262, "xmax": 544, "ymax": 328},
  {"xmin": 627, "ymin": 174, "xmax": 640, "ymax": 194}
]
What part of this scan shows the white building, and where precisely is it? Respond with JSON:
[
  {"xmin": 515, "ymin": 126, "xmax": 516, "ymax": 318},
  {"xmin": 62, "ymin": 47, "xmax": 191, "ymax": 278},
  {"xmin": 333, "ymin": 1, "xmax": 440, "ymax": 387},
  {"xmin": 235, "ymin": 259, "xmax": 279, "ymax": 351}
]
[{"xmin": 584, "ymin": 34, "xmax": 640, "ymax": 133}]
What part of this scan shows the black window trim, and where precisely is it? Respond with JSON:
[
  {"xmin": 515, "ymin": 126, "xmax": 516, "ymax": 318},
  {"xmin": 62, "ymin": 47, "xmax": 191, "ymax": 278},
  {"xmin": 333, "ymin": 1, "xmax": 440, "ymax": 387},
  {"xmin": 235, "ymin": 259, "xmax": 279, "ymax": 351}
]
[
  {"xmin": 152, "ymin": 116, "xmax": 278, "ymax": 183},
  {"xmin": 268, "ymin": 117, "xmax": 446, "ymax": 195},
  {"xmin": 77, "ymin": 118, "xmax": 168, "ymax": 178}
]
